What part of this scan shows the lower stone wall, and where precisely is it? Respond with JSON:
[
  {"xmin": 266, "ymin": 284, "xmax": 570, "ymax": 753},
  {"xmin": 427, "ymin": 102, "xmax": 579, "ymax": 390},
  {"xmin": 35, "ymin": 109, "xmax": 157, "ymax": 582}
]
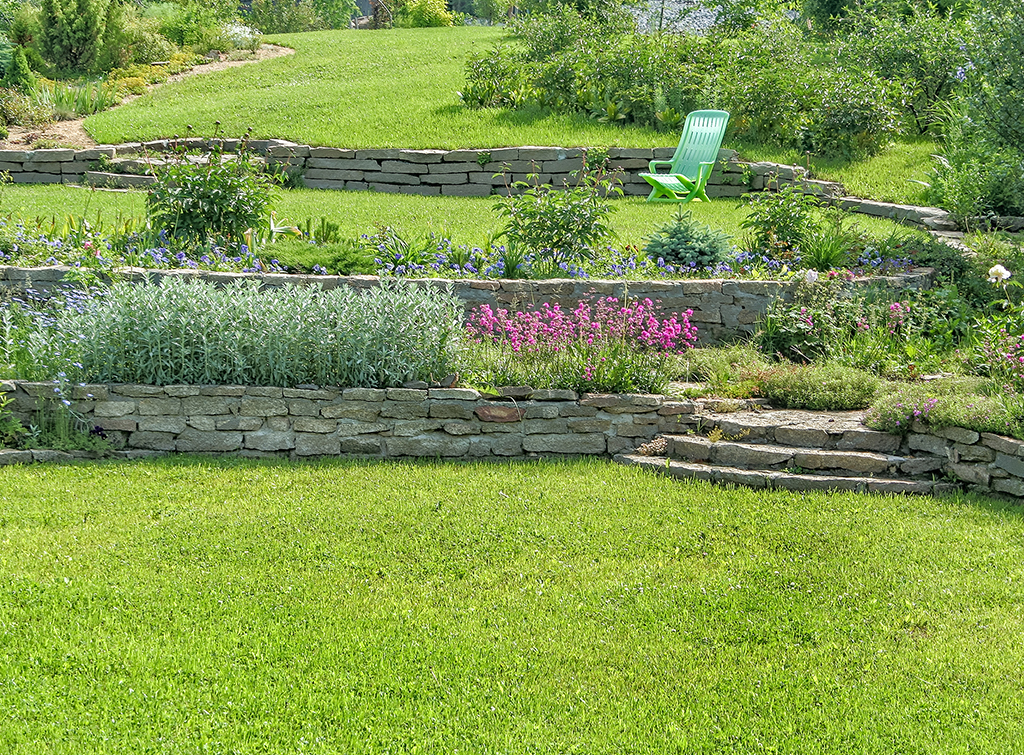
[
  {"xmin": 0, "ymin": 267, "xmax": 935, "ymax": 345},
  {"xmin": 904, "ymin": 423, "xmax": 1024, "ymax": 499},
  {"xmin": 2, "ymin": 379, "xmax": 1023, "ymax": 500},
  {"xmin": 0, "ymin": 381, "xmax": 701, "ymax": 461}
]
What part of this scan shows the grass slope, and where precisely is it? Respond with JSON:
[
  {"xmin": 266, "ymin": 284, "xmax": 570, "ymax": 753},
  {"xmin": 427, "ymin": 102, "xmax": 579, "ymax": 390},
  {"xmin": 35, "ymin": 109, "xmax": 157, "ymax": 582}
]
[
  {"xmin": 1, "ymin": 458, "xmax": 1023, "ymax": 752},
  {"xmin": 84, "ymin": 27, "xmax": 670, "ymax": 150},
  {"xmin": 3, "ymin": 184, "xmax": 911, "ymax": 254},
  {"xmin": 735, "ymin": 137, "xmax": 937, "ymax": 207}
]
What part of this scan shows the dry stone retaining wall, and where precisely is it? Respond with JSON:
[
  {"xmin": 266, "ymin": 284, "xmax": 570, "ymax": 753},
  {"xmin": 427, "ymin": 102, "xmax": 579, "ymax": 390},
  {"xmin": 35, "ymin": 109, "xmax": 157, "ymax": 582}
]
[
  {"xmin": 3, "ymin": 378, "xmax": 1024, "ymax": 501},
  {"xmin": 0, "ymin": 265, "xmax": 935, "ymax": 344},
  {"xmin": 0, "ymin": 381, "xmax": 701, "ymax": 461}
]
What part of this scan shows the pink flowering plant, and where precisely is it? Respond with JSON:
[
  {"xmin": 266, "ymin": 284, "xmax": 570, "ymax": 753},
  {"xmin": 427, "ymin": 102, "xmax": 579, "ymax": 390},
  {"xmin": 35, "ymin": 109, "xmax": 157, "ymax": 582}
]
[{"xmin": 463, "ymin": 296, "xmax": 698, "ymax": 393}]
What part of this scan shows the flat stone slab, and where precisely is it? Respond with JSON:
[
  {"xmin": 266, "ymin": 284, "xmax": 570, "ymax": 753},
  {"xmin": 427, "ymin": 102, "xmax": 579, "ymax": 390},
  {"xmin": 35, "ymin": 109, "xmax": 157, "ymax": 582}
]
[{"xmin": 613, "ymin": 454, "xmax": 942, "ymax": 496}]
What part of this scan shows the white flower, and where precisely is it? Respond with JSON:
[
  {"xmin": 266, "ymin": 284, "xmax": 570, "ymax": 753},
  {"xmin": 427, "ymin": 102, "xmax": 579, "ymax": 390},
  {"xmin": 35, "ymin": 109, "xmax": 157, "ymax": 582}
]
[
  {"xmin": 988, "ymin": 264, "xmax": 1011, "ymax": 283},
  {"xmin": 804, "ymin": 269, "xmax": 819, "ymax": 283}
]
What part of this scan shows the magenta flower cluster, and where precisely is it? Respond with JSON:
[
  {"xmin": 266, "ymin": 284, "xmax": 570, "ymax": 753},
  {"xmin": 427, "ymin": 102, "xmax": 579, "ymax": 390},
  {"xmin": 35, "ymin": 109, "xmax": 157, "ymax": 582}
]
[{"xmin": 466, "ymin": 297, "xmax": 698, "ymax": 354}]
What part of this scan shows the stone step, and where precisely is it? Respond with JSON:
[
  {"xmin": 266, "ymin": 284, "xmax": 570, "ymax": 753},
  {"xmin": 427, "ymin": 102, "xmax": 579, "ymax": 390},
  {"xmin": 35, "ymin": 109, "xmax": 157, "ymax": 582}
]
[
  {"xmin": 614, "ymin": 454, "xmax": 958, "ymax": 496},
  {"xmin": 663, "ymin": 434, "xmax": 915, "ymax": 477},
  {"xmin": 690, "ymin": 409, "xmax": 901, "ymax": 453}
]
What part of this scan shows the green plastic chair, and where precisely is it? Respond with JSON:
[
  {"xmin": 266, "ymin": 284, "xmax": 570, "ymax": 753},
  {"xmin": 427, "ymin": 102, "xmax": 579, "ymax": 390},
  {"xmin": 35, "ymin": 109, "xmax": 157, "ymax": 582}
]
[{"xmin": 639, "ymin": 110, "xmax": 730, "ymax": 204}]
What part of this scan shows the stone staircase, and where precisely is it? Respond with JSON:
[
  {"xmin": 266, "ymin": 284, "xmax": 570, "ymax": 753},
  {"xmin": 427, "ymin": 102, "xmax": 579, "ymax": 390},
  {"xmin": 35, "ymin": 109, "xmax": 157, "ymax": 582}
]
[{"xmin": 614, "ymin": 407, "xmax": 960, "ymax": 496}]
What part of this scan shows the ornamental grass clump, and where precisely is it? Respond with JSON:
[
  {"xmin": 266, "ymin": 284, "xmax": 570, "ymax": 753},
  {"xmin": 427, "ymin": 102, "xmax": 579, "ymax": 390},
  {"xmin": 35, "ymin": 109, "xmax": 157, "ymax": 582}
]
[
  {"xmin": 462, "ymin": 296, "xmax": 697, "ymax": 394},
  {"xmin": 9, "ymin": 277, "xmax": 462, "ymax": 388}
]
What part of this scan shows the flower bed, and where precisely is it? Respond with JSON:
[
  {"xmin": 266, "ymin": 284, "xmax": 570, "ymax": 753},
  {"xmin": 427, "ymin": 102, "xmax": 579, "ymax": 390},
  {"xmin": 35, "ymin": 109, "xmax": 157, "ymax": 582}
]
[{"xmin": 0, "ymin": 265, "xmax": 936, "ymax": 345}]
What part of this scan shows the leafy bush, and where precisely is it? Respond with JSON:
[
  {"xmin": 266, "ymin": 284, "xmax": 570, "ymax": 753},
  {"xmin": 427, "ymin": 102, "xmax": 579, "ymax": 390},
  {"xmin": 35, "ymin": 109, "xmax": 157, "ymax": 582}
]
[
  {"xmin": 157, "ymin": 0, "xmax": 234, "ymax": 54},
  {"xmin": 0, "ymin": 391, "xmax": 26, "ymax": 447},
  {"xmin": 715, "ymin": 18, "xmax": 814, "ymax": 144},
  {"xmin": 38, "ymin": 0, "xmax": 106, "ymax": 72},
  {"xmin": 644, "ymin": 208, "xmax": 733, "ymax": 271},
  {"xmin": 9, "ymin": 278, "xmax": 463, "ymax": 388},
  {"xmin": 461, "ymin": 7, "xmax": 707, "ymax": 130},
  {"xmin": 97, "ymin": 4, "xmax": 178, "ymax": 70},
  {"xmin": 838, "ymin": 4, "xmax": 970, "ymax": 134},
  {"xmin": 147, "ymin": 134, "xmax": 275, "ymax": 243},
  {"xmin": 398, "ymin": 0, "xmax": 454, "ymax": 27},
  {"xmin": 0, "ymin": 85, "xmax": 52, "ymax": 126},
  {"xmin": 965, "ymin": 0, "xmax": 1024, "ymax": 152},
  {"xmin": 751, "ymin": 361, "xmax": 880, "ymax": 410},
  {"xmin": 740, "ymin": 184, "xmax": 818, "ymax": 260},
  {"xmin": 799, "ymin": 69, "xmax": 903, "ymax": 159},
  {"xmin": 492, "ymin": 165, "xmax": 621, "ymax": 276},
  {"xmin": 246, "ymin": 0, "xmax": 327, "ymax": 34},
  {"xmin": 463, "ymin": 297, "xmax": 697, "ymax": 393}
]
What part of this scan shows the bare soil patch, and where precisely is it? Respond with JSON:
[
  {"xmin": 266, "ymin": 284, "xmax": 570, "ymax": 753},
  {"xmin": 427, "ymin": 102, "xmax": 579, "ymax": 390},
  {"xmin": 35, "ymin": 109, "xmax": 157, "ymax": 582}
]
[{"xmin": 1, "ymin": 44, "xmax": 295, "ymax": 150}]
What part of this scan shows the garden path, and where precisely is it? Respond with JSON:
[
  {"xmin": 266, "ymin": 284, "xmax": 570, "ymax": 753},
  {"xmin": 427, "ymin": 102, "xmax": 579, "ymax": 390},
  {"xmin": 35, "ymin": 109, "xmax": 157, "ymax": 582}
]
[{"xmin": 0, "ymin": 44, "xmax": 295, "ymax": 151}]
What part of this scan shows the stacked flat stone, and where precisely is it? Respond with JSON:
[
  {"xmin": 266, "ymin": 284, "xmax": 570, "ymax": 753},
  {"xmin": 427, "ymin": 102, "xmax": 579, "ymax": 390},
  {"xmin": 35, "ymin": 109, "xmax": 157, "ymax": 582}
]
[{"xmin": 0, "ymin": 381, "xmax": 706, "ymax": 461}]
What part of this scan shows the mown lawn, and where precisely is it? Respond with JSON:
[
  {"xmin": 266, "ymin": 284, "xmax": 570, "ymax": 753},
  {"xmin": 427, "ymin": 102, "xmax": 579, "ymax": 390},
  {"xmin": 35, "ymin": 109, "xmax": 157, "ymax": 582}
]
[
  {"xmin": 84, "ymin": 27, "xmax": 669, "ymax": 151},
  {"xmin": 3, "ymin": 184, "xmax": 912, "ymax": 254},
  {"xmin": 2, "ymin": 457, "xmax": 1023, "ymax": 753}
]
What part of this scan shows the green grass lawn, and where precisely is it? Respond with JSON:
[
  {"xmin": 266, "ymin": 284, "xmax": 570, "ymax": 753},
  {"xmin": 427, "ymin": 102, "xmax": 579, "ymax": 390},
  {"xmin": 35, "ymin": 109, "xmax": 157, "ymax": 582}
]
[
  {"xmin": 2, "ymin": 457, "xmax": 1023, "ymax": 752},
  {"xmin": 84, "ymin": 27, "xmax": 671, "ymax": 151},
  {"xmin": 736, "ymin": 137, "xmax": 938, "ymax": 207},
  {"xmin": 3, "ymin": 184, "xmax": 914, "ymax": 258}
]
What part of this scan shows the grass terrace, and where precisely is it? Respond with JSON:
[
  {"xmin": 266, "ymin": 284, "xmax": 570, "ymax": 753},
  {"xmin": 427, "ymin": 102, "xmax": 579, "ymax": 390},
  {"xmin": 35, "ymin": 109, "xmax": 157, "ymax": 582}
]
[
  {"xmin": 2, "ymin": 458, "xmax": 1024, "ymax": 752},
  {"xmin": 83, "ymin": 28, "xmax": 670, "ymax": 151}
]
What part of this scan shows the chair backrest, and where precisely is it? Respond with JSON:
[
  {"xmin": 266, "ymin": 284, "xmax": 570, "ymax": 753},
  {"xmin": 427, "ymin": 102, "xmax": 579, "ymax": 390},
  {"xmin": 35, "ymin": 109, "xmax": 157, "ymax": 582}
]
[{"xmin": 669, "ymin": 110, "xmax": 731, "ymax": 176}]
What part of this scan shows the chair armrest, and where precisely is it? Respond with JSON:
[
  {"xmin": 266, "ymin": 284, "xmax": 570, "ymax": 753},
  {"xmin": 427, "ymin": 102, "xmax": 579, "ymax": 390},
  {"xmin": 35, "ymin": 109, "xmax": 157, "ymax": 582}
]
[{"xmin": 648, "ymin": 160, "xmax": 674, "ymax": 174}]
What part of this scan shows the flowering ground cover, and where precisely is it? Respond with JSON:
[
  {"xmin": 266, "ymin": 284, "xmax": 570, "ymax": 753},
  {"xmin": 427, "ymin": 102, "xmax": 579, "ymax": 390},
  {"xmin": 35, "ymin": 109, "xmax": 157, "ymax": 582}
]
[{"xmin": 1, "ymin": 457, "xmax": 1023, "ymax": 752}]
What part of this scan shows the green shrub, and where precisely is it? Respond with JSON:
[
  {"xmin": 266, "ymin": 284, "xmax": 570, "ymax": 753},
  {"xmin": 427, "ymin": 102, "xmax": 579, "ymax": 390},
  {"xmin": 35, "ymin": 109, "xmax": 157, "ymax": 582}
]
[
  {"xmin": 461, "ymin": 8, "xmax": 707, "ymax": 129},
  {"xmin": 644, "ymin": 208, "xmax": 733, "ymax": 271},
  {"xmin": 966, "ymin": 0, "xmax": 1024, "ymax": 152},
  {"xmin": 715, "ymin": 18, "xmax": 814, "ymax": 146},
  {"xmin": 0, "ymin": 36, "xmax": 12, "ymax": 80},
  {"xmin": 13, "ymin": 278, "xmax": 463, "ymax": 388},
  {"xmin": 398, "ymin": 0, "xmax": 454, "ymax": 27},
  {"xmin": 740, "ymin": 183, "xmax": 818, "ymax": 259},
  {"xmin": 38, "ymin": 0, "xmax": 107, "ymax": 72},
  {"xmin": 838, "ymin": 4, "xmax": 970, "ymax": 135},
  {"xmin": 97, "ymin": 4, "xmax": 177, "ymax": 70},
  {"xmin": 157, "ymin": 0, "xmax": 233, "ymax": 54},
  {"xmin": 751, "ymin": 361, "xmax": 880, "ymax": 410},
  {"xmin": 3, "ymin": 44, "xmax": 32, "ymax": 90},
  {"xmin": 799, "ymin": 69, "xmax": 903, "ymax": 160},
  {"xmin": 246, "ymin": 0, "xmax": 327, "ymax": 34},
  {"xmin": 0, "ymin": 391, "xmax": 25, "ymax": 447},
  {"xmin": 459, "ymin": 42, "xmax": 528, "ymax": 109},
  {"xmin": 147, "ymin": 134, "xmax": 275, "ymax": 243},
  {"xmin": 0, "ymin": 85, "xmax": 52, "ymax": 125},
  {"xmin": 492, "ymin": 165, "xmax": 621, "ymax": 276}
]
